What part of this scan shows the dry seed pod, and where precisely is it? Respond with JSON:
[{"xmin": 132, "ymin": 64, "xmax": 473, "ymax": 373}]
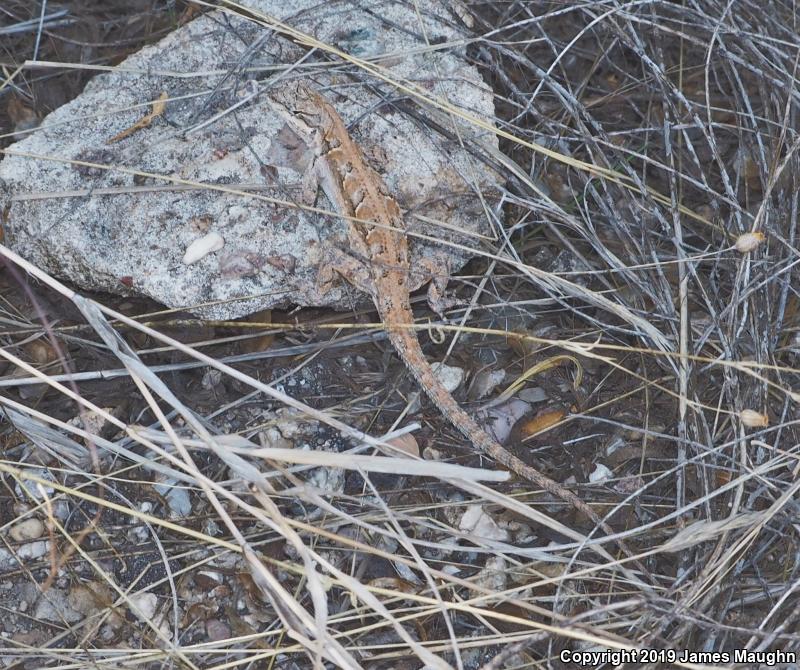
[
  {"xmin": 740, "ymin": 409, "xmax": 768, "ymax": 428},
  {"xmin": 735, "ymin": 231, "xmax": 765, "ymax": 253}
]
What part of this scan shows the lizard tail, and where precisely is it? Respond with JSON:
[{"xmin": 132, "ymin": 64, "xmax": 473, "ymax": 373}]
[{"xmin": 387, "ymin": 327, "xmax": 613, "ymax": 534}]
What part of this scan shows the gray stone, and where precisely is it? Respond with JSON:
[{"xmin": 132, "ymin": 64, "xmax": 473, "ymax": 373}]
[
  {"xmin": 33, "ymin": 587, "xmax": 83, "ymax": 623},
  {"xmin": 0, "ymin": 0, "xmax": 499, "ymax": 319}
]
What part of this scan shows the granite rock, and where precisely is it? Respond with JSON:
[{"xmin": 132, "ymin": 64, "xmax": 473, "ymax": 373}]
[{"xmin": 0, "ymin": 0, "xmax": 500, "ymax": 319}]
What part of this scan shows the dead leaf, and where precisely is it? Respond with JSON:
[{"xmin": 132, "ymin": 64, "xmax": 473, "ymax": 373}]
[
  {"xmin": 497, "ymin": 355, "xmax": 583, "ymax": 404},
  {"xmin": 365, "ymin": 577, "xmax": 420, "ymax": 594},
  {"xmin": 385, "ymin": 433, "xmax": 419, "ymax": 458},
  {"xmin": 6, "ymin": 95, "xmax": 39, "ymax": 133},
  {"xmin": 240, "ymin": 309, "xmax": 274, "ymax": 354},
  {"xmin": 516, "ymin": 408, "xmax": 567, "ymax": 439},
  {"xmin": 107, "ymin": 91, "xmax": 168, "ymax": 144},
  {"xmin": 24, "ymin": 339, "xmax": 59, "ymax": 367}
]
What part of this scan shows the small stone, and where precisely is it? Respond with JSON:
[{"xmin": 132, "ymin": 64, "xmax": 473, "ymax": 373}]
[
  {"xmin": 183, "ymin": 232, "xmax": 224, "ymax": 265},
  {"xmin": 0, "ymin": 0, "xmax": 497, "ymax": 321},
  {"xmin": 430, "ymin": 362, "xmax": 465, "ymax": 393},
  {"xmin": 206, "ymin": 618, "xmax": 231, "ymax": 642},
  {"xmin": 589, "ymin": 463, "xmax": 613, "ymax": 483},
  {"xmin": 17, "ymin": 540, "xmax": 50, "ymax": 560},
  {"xmin": 9, "ymin": 518, "xmax": 44, "ymax": 542},
  {"xmin": 459, "ymin": 505, "xmax": 509, "ymax": 542},
  {"xmin": 129, "ymin": 592, "xmax": 158, "ymax": 621}
]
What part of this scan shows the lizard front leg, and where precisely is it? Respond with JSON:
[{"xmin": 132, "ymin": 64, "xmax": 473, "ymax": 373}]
[{"xmin": 317, "ymin": 245, "xmax": 373, "ymax": 297}]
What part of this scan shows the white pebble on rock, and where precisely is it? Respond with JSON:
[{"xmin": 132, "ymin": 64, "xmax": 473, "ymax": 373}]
[{"xmin": 183, "ymin": 232, "xmax": 224, "ymax": 265}]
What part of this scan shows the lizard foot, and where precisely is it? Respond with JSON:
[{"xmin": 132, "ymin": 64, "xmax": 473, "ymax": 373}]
[{"xmin": 317, "ymin": 246, "xmax": 372, "ymax": 296}]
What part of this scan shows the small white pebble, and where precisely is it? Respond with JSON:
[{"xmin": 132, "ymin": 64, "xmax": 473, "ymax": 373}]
[
  {"xmin": 459, "ymin": 505, "xmax": 509, "ymax": 542},
  {"xmin": 15, "ymin": 469, "xmax": 55, "ymax": 500},
  {"xmin": 589, "ymin": 463, "xmax": 613, "ymax": 483},
  {"xmin": 9, "ymin": 518, "xmax": 44, "ymax": 542},
  {"xmin": 129, "ymin": 592, "xmax": 158, "ymax": 620},
  {"xmin": 431, "ymin": 362, "xmax": 465, "ymax": 393},
  {"xmin": 18, "ymin": 540, "xmax": 50, "ymax": 560},
  {"xmin": 183, "ymin": 232, "xmax": 224, "ymax": 265}
]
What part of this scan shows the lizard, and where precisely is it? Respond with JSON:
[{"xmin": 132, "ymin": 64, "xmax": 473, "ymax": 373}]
[{"xmin": 266, "ymin": 80, "xmax": 615, "ymax": 535}]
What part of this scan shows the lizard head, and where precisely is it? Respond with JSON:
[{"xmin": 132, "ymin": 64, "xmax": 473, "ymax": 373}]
[{"xmin": 269, "ymin": 81, "xmax": 324, "ymax": 121}]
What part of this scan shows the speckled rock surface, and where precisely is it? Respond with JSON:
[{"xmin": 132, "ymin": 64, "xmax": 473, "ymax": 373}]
[{"xmin": 0, "ymin": 1, "xmax": 500, "ymax": 319}]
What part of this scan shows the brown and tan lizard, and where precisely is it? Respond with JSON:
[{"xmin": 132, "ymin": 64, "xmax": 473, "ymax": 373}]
[{"xmin": 266, "ymin": 81, "xmax": 613, "ymax": 534}]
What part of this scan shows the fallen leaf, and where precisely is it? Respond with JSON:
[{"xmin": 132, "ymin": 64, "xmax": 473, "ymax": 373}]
[
  {"xmin": 24, "ymin": 339, "xmax": 59, "ymax": 367},
  {"xmin": 365, "ymin": 577, "xmax": 420, "ymax": 594},
  {"xmin": 240, "ymin": 309, "xmax": 274, "ymax": 353},
  {"xmin": 107, "ymin": 91, "xmax": 168, "ymax": 144},
  {"xmin": 386, "ymin": 433, "xmax": 419, "ymax": 457},
  {"xmin": 497, "ymin": 355, "xmax": 583, "ymax": 404},
  {"xmin": 515, "ymin": 408, "xmax": 567, "ymax": 439}
]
